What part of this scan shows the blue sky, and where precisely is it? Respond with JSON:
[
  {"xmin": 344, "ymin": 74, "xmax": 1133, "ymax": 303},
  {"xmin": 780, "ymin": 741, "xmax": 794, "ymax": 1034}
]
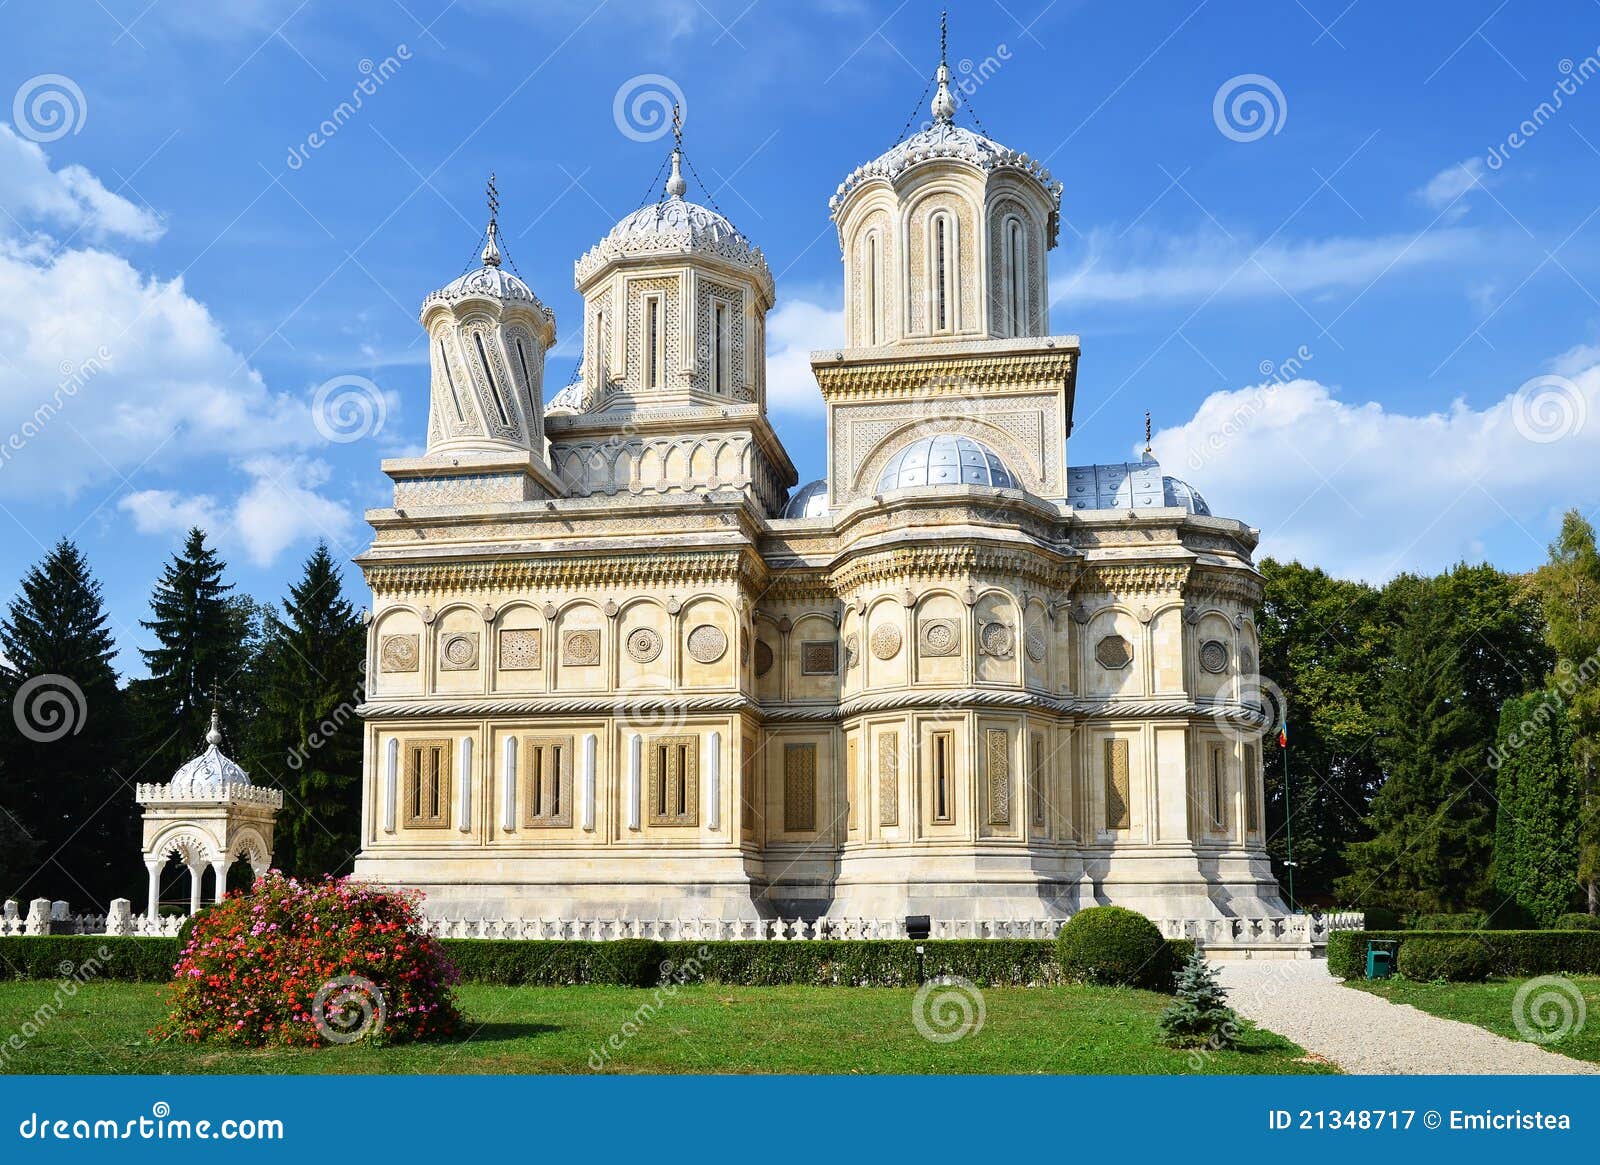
[{"xmin": 3, "ymin": 0, "xmax": 1600, "ymax": 678}]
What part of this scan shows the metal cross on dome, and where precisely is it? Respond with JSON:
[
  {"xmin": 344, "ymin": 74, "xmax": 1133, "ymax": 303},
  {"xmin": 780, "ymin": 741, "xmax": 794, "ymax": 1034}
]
[{"xmin": 486, "ymin": 171, "xmax": 500, "ymax": 227}]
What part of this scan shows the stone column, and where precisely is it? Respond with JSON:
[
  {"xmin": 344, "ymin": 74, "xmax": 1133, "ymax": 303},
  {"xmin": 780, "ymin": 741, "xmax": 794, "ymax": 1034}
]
[
  {"xmin": 211, "ymin": 857, "xmax": 228, "ymax": 904},
  {"xmin": 187, "ymin": 861, "xmax": 204, "ymax": 916},
  {"xmin": 144, "ymin": 858, "xmax": 161, "ymax": 921}
]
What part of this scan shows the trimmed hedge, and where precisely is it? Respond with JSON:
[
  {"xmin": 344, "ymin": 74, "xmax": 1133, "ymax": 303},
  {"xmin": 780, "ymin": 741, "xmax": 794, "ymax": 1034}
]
[
  {"xmin": 1411, "ymin": 912, "xmax": 1486, "ymax": 932},
  {"xmin": 0, "ymin": 934, "xmax": 1195, "ymax": 989},
  {"xmin": 1398, "ymin": 936, "xmax": 1493, "ymax": 982},
  {"xmin": 1329, "ymin": 929, "xmax": 1600, "ymax": 980},
  {"xmin": 0, "ymin": 936, "xmax": 179, "ymax": 982},
  {"xmin": 1555, "ymin": 913, "xmax": 1600, "ymax": 932}
]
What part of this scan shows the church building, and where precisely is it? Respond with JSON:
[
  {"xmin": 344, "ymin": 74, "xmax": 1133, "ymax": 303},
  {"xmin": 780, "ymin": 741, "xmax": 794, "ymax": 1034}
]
[{"xmin": 352, "ymin": 39, "xmax": 1284, "ymax": 923}]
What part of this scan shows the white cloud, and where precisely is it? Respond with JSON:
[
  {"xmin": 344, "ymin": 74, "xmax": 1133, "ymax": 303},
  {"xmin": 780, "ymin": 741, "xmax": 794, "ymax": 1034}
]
[
  {"xmin": 1415, "ymin": 158, "xmax": 1485, "ymax": 223},
  {"xmin": 1151, "ymin": 361, "xmax": 1600, "ymax": 580},
  {"xmin": 0, "ymin": 127, "xmax": 359, "ymax": 566},
  {"xmin": 765, "ymin": 296, "xmax": 841, "ymax": 415},
  {"xmin": 1052, "ymin": 226, "xmax": 1476, "ymax": 306},
  {"xmin": 119, "ymin": 457, "xmax": 355, "ymax": 567},
  {"xmin": 0, "ymin": 125, "xmax": 163, "ymax": 243}
]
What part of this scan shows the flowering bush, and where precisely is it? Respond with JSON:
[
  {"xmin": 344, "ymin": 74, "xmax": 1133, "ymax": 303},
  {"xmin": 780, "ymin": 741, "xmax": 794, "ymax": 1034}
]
[{"xmin": 161, "ymin": 873, "xmax": 462, "ymax": 1047}]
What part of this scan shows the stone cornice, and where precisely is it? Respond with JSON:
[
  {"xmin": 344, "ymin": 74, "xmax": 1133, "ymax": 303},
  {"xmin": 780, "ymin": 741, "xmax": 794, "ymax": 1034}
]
[
  {"xmin": 362, "ymin": 549, "xmax": 763, "ymax": 599},
  {"xmin": 810, "ymin": 342, "xmax": 1078, "ymax": 401},
  {"xmin": 1075, "ymin": 563, "xmax": 1192, "ymax": 596},
  {"xmin": 827, "ymin": 542, "xmax": 1073, "ymax": 595}
]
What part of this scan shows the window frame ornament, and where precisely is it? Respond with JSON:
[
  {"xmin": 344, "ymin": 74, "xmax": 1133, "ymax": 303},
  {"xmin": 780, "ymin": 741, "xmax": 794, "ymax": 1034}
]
[
  {"xmin": 648, "ymin": 733, "xmax": 699, "ymax": 827},
  {"xmin": 1095, "ymin": 634, "xmax": 1133, "ymax": 671},
  {"xmin": 402, "ymin": 738, "xmax": 452, "ymax": 830}
]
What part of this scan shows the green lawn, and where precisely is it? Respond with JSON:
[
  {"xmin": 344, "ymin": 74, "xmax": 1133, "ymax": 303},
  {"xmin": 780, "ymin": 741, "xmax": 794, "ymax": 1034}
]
[
  {"xmin": 0, "ymin": 981, "xmax": 1333, "ymax": 1075},
  {"xmin": 1347, "ymin": 976, "xmax": 1600, "ymax": 1063}
]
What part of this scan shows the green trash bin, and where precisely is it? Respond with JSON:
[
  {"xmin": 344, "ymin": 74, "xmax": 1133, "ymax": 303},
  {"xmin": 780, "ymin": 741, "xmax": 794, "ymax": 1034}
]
[{"xmin": 1365, "ymin": 940, "xmax": 1398, "ymax": 979}]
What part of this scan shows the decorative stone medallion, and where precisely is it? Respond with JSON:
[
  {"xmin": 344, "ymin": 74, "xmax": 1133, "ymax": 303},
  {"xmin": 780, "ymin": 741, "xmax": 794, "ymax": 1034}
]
[
  {"xmin": 687, "ymin": 624, "xmax": 728, "ymax": 664},
  {"xmin": 870, "ymin": 623, "xmax": 903, "ymax": 661},
  {"xmin": 1199, "ymin": 639, "xmax": 1230, "ymax": 674},
  {"xmin": 843, "ymin": 633, "xmax": 859, "ymax": 670},
  {"xmin": 1095, "ymin": 634, "xmax": 1132, "ymax": 670},
  {"xmin": 800, "ymin": 640, "xmax": 838, "ymax": 675},
  {"xmin": 1241, "ymin": 649, "xmax": 1257, "ymax": 677},
  {"xmin": 561, "ymin": 629, "xmax": 601, "ymax": 667},
  {"xmin": 1025, "ymin": 627, "xmax": 1047, "ymax": 663},
  {"xmin": 754, "ymin": 639, "xmax": 775, "ymax": 677},
  {"xmin": 979, "ymin": 621, "xmax": 1015, "ymax": 660},
  {"xmin": 919, "ymin": 618, "xmax": 960, "ymax": 658},
  {"xmin": 440, "ymin": 631, "xmax": 480, "ymax": 671},
  {"xmin": 379, "ymin": 633, "xmax": 419, "ymax": 673},
  {"xmin": 625, "ymin": 627, "xmax": 663, "ymax": 664},
  {"xmin": 498, "ymin": 628, "xmax": 541, "ymax": 671}
]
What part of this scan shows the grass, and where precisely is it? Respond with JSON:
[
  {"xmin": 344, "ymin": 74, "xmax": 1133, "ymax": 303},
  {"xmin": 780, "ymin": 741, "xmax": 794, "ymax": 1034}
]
[
  {"xmin": 1347, "ymin": 975, "xmax": 1600, "ymax": 1063},
  {"xmin": 0, "ymin": 981, "xmax": 1334, "ymax": 1075}
]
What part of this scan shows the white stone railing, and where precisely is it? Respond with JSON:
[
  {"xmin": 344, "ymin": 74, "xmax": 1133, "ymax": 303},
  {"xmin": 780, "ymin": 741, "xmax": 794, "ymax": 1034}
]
[
  {"xmin": 1, "ymin": 898, "xmax": 1352, "ymax": 947},
  {"xmin": 134, "ymin": 781, "xmax": 282, "ymax": 806}
]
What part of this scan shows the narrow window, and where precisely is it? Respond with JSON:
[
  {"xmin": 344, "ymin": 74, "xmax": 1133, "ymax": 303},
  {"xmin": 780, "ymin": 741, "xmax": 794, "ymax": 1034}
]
[
  {"xmin": 438, "ymin": 339, "xmax": 465, "ymax": 421},
  {"xmin": 522, "ymin": 736, "xmax": 573, "ymax": 829},
  {"xmin": 1104, "ymin": 738, "xmax": 1130, "ymax": 831},
  {"xmin": 864, "ymin": 233, "xmax": 880, "ymax": 345},
  {"xmin": 712, "ymin": 301, "xmax": 728, "ymax": 394},
  {"xmin": 1006, "ymin": 219, "xmax": 1027, "ymax": 336},
  {"xmin": 644, "ymin": 295, "xmax": 663, "ymax": 388},
  {"xmin": 595, "ymin": 309, "xmax": 607, "ymax": 383},
  {"xmin": 514, "ymin": 337, "xmax": 533, "ymax": 398},
  {"xmin": 472, "ymin": 332, "xmax": 512, "ymax": 427},
  {"xmin": 1209, "ymin": 745, "xmax": 1227, "ymax": 832},
  {"xmin": 1030, "ymin": 732, "xmax": 1046, "ymax": 827},
  {"xmin": 648, "ymin": 735, "xmax": 699, "ymax": 826},
  {"xmin": 934, "ymin": 215, "xmax": 949, "ymax": 332},
  {"xmin": 931, "ymin": 731, "xmax": 953, "ymax": 823},
  {"xmin": 741, "ymin": 736, "xmax": 758, "ymax": 832},
  {"xmin": 403, "ymin": 741, "xmax": 451, "ymax": 829},
  {"xmin": 783, "ymin": 743, "xmax": 817, "ymax": 832},
  {"xmin": 1244, "ymin": 744, "xmax": 1260, "ymax": 833}
]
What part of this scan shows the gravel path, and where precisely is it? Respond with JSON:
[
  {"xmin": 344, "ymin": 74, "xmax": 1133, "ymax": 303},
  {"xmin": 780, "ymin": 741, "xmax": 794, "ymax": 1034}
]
[{"xmin": 1217, "ymin": 959, "xmax": 1597, "ymax": 1075}]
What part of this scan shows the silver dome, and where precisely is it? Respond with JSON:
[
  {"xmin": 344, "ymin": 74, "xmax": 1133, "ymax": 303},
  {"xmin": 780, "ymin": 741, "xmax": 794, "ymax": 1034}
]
[
  {"xmin": 575, "ymin": 196, "xmax": 772, "ymax": 297},
  {"xmin": 782, "ymin": 478, "xmax": 830, "ymax": 519},
  {"xmin": 1065, "ymin": 458, "xmax": 1211, "ymax": 516},
  {"xmin": 875, "ymin": 434, "xmax": 1018, "ymax": 493}
]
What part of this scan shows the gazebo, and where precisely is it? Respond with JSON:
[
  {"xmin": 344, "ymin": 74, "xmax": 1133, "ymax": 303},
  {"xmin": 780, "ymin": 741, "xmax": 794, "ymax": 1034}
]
[{"xmin": 135, "ymin": 706, "xmax": 283, "ymax": 918}]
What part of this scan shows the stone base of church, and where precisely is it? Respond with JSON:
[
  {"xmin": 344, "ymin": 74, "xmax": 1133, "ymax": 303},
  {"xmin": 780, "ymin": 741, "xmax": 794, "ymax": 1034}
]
[
  {"xmin": 352, "ymin": 850, "xmax": 770, "ymax": 922},
  {"xmin": 356, "ymin": 844, "xmax": 1285, "ymax": 923}
]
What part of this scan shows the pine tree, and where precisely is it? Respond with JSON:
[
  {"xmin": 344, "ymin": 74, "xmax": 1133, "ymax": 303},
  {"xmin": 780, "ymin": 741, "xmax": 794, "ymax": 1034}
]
[
  {"xmin": 136, "ymin": 528, "xmax": 255, "ymax": 780},
  {"xmin": 243, "ymin": 543, "xmax": 365, "ymax": 877},
  {"xmin": 0, "ymin": 539, "xmax": 129, "ymax": 906},
  {"xmin": 1528, "ymin": 511, "xmax": 1600, "ymax": 914},
  {"xmin": 1158, "ymin": 951, "xmax": 1238, "ymax": 1049},
  {"xmin": 1338, "ymin": 565, "xmax": 1550, "ymax": 913}
]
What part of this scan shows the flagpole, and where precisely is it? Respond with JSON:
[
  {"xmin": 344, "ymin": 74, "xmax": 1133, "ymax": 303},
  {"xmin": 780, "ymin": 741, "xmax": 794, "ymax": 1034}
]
[{"xmin": 1282, "ymin": 735, "xmax": 1295, "ymax": 912}]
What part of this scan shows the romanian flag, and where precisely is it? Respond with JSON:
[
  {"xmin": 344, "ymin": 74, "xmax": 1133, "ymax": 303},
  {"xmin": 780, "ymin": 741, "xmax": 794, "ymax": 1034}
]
[{"xmin": 1277, "ymin": 716, "xmax": 1289, "ymax": 749}]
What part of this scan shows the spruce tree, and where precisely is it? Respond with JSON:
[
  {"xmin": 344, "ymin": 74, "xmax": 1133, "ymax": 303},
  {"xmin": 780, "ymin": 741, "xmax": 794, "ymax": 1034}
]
[
  {"xmin": 136, "ymin": 527, "xmax": 255, "ymax": 780},
  {"xmin": 0, "ymin": 539, "xmax": 129, "ymax": 906},
  {"xmin": 244, "ymin": 543, "xmax": 365, "ymax": 877},
  {"xmin": 1159, "ymin": 951, "xmax": 1238, "ymax": 1049},
  {"xmin": 1338, "ymin": 565, "xmax": 1550, "ymax": 912}
]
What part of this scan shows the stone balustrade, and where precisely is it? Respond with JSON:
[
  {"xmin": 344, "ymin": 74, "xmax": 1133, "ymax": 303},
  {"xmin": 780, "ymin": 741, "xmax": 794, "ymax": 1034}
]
[{"xmin": 1, "ymin": 896, "xmax": 1365, "ymax": 954}]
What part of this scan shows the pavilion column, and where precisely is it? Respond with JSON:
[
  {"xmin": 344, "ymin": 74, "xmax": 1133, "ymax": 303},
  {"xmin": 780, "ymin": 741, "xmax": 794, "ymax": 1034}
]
[
  {"xmin": 187, "ymin": 861, "xmax": 204, "ymax": 916},
  {"xmin": 144, "ymin": 858, "xmax": 160, "ymax": 920},
  {"xmin": 211, "ymin": 857, "xmax": 228, "ymax": 904}
]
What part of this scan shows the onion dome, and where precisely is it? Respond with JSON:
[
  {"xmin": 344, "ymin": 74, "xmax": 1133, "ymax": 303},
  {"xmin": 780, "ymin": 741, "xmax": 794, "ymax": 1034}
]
[
  {"xmin": 876, "ymin": 434, "xmax": 1018, "ymax": 492},
  {"xmin": 168, "ymin": 708, "xmax": 252, "ymax": 795},
  {"xmin": 782, "ymin": 478, "xmax": 830, "ymax": 519},
  {"xmin": 575, "ymin": 149, "xmax": 773, "ymax": 300},
  {"xmin": 829, "ymin": 24, "xmax": 1062, "ymax": 244},
  {"xmin": 422, "ymin": 219, "xmax": 556, "ymax": 332}
]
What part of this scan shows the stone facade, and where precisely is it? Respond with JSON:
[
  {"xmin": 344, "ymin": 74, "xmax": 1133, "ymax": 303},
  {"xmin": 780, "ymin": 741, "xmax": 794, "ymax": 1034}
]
[{"xmin": 352, "ymin": 57, "xmax": 1284, "ymax": 923}]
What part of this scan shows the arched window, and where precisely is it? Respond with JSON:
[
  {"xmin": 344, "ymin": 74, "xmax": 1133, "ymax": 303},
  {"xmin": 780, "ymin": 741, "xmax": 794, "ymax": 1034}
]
[
  {"xmin": 1005, "ymin": 217, "xmax": 1028, "ymax": 337},
  {"xmin": 927, "ymin": 210, "xmax": 957, "ymax": 334}
]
